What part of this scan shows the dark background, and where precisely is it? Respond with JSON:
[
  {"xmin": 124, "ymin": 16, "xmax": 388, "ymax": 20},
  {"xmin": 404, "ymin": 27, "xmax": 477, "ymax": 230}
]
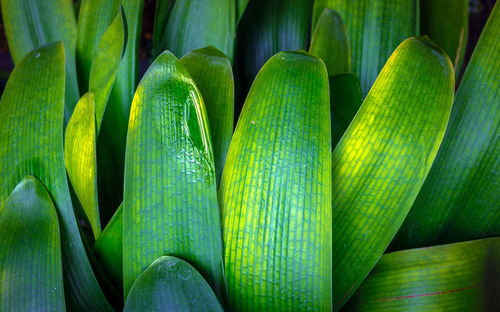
[{"xmin": 0, "ymin": 0, "xmax": 496, "ymax": 89}]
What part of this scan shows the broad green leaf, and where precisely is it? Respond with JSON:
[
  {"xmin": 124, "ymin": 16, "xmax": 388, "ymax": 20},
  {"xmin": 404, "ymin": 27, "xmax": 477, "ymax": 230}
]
[
  {"xmin": 394, "ymin": 2, "xmax": 500, "ymax": 250},
  {"xmin": 123, "ymin": 51, "xmax": 224, "ymax": 300},
  {"xmin": 309, "ymin": 8, "xmax": 351, "ymax": 76},
  {"xmin": 0, "ymin": 176, "xmax": 65, "ymax": 312},
  {"xmin": 89, "ymin": 7, "xmax": 127, "ymax": 132},
  {"xmin": 331, "ymin": 37, "xmax": 454, "ymax": 310},
  {"xmin": 0, "ymin": 43, "xmax": 112, "ymax": 311},
  {"xmin": 64, "ymin": 93, "xmax": 100, "ymax": 239},
  {"xmin": 1, "ymin": 0, "xmax": 79, "ymax": 124},
  {"xmin": 158, "ymin": 0, "xmax": 235, "ymax": 61},
  {"xmin": 345, "ymin": 238, "xmax": 500, "ymax": 311},
  {"xmin": 329, "ymin": 73, "xmax": 363, "ymax": 147},
  {"xmin": 220, "ymin": 51, "xmax": 332, "ymax": 311},
  {"xmin": 95, "ymin": 203, "xmax": 123, "ymax": 288},
  {"xmin": 181, "ymin": 46, "xmax": 234, "ymax": 184},
  {"xmin": 124, "ymin": 256, "xmax": 224, "ymax": 312},
  {"xmin": 153, "ymin": 0, "xmax": 176, "ymax": 57},
  {"xmin": 420, "ymin": 0, "xmax": 468, "ymax": 74},
  {"xmin": 99, "ymin": 0, "xmax": 144, "ymax": 223},
  {"xmin": 313, "ymin": 0, "xmax": 418, "ymax": 95},
  {"xmin": 236, "ymin": 0, "xmax": 312, "ymax": 93},
  {"xmin": 236, "ymin": 0, "xmax": 249, "ymax": 22}
]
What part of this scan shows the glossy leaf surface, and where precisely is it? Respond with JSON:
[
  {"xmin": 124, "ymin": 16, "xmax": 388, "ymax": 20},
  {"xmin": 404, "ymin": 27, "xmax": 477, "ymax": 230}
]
[
  {"xmin": 0, "ymin": 176, "xmax": 65, "ymax": 312},
  {"xmin": 124, "ymin": 256, "xmax": 224, "ymax": 312},
  {"xmin": 0, "ymin": 43, "xmax": 112, "ymax": 311},
  {"xmin": 345, "ymin": 238, "xmax": 500, "ymax": 311},
  {"xmin": 220, "ymin": 51, "xmax": 332, "ymax": 311},
  {"xmin": 331, "ymin": 37, "xmax": 454, "ymax": 310},
  {"xmin": 313, "ymin": 0, "xmax": 417, "ymax": 95},
  {"xmin": 64, "ymin": 93, "xmax": 100, "ymax": 239},
  {"xmin": 1, "ymin": 0, "xmax": 79, "ymax": 124},
  {"xmin": 181, "ymin": 46, "xmax": 234, "ymax": 184},
  {"xmin": 309, "ymin": 8, "xmax": 351, "ymax": 76},
  {"xmin": 123, "ymin": 51, "xmax": 224, "ymax": 299},
  {"xmin": 394, "ymin": 2, "xmax": 500, "ymax": 249}
]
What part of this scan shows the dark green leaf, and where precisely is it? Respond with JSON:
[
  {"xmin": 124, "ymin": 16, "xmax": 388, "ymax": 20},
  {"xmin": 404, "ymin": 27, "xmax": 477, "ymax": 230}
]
[
  {"xmin": 236, "ymin": 0, "xmax": 249, "ymax": 22},
  {"xmin": 220, "ymin": 51, "xmax": 332, "ymax": 311},
  {"xmin": 0, "ymin": 176, "xmax": 65, "ymax": 312},
  {"xmin": 331, "ymin": 37, "xmax": 454, "ymax": 310},
  {"xmin": 124, "ymin": 256, "xmax": 224, "ymax": 312},
  {"xmin": 123, "ymin": 51, "xmax": 224, "ymax": 300},
  {"xmin": 153, "ymin": 0, "xmax": 176, "ymax": 57},
  {"xmin": 181, "ymin": 46, "xmax": 234, "ymax": 184}
]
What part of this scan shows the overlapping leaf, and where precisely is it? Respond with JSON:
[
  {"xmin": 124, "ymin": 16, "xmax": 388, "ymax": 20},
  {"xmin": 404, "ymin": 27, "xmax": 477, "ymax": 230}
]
[
  {"xmin": 123, "ymin": 51, "xmax": 224, "ymax": 300},
  {"xmin": 331, "ymin": 37, "xmax": 454, "ymax": 310},
  {"xmin": 0, "ymin": 176, "xmax": 65, "ymax": 312},
  {"xmin": 153, "ymin": 0, "xmax": 175, "ymax": 57},
  {"xmin": 220, "ymin": 51, "xmax": 331, "ymax": 311}
]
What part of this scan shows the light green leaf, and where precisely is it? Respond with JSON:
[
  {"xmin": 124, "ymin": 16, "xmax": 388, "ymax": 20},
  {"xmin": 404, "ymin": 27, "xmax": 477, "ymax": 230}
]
[
  {"xmin": 331, "ymin": 37, "xmax": 454, "ymax": 310},
  {"xmin": 220, "ymin": 51, "xmax": 332, "ymax": 311},
  {"xmin": 0, "ymin": 176, "xmax": 65, "ymax": 312},
  {"xmin": 1, "ymin": 0, "xmax": 79, "ymax": 124},
  {"xmin": 95, "ymin": 203, "xmax": 123, "ymax": 288},
  {"xmin": 345, "ymin": 238, "xmax": 500, "ymax": 311},
  {"xmin": 236, "ymin": 0, "xmax": 312, "ymax": 93},
  {"xmin": 124, "ymin": 256, "xmax": 224, "ymax": 312},
  {"xmin": 309, "ymin": 8, "xmax": 351, "ymax": 76},
  {"xmin": 158, "ymin": 0, "xmax": 235, "ymax": 61},
  {"xmin": 236, "ymin": 0, "xmax": 249, "ymax": 22},
  {"xmin": 181, "ymin": 46, "xmax": 234, "ymax": 184},
  {"xmin": 420, "ymin": 0, "xmax": 468, "ymax": 74},
  {"xmin": 153, "ymin": 0, "xmax": 176, "ymax": 57},
  {"xmin": 394, "ymin": 2, "xmax": 500, "ymax": 250},
  {"xmin": 329, "ymin": 73, "xmax": 363, "ymax": 147},
  {"xmin": 0, "ymin": 43, "xmax": 112, "ymax": 311},
  {"xmin": 65, "ymin": 93, "xmax": 100, "ymax": 239},
  {"xmin": 123, "ymin": 51, "xmax": 224, "ymax": 300},
  {"xmin": 89, "ymin": 7, "xmax": 127, "ymax": 132},
  {"xmin": 313, "ymin": 0, "xmax": 418, "ymax": 95}
]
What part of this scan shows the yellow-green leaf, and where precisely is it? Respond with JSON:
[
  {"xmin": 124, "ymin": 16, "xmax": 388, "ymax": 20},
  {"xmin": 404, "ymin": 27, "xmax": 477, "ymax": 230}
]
[
  {"xmin": 331, "ymin": 37, "xmax": 454, "ymax": 310},
  {"xmin": 0, "ymin": 176, "xmax": 65, "ymax": 312}
]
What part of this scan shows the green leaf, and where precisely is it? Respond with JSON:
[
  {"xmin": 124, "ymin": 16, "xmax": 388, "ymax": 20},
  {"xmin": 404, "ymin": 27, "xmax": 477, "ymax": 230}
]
[
  {"xmin": 123, "ymin": 51, "xmax": 224, "ymax": 300},
  {"xmin": 420, "ymin": 0, "xmax": 468, "ymax": 74},
  {"xmin": 236, "ymin": 0, "xmax": 312, "ymax": 93},
  {"xmin": 98, "ymin": 0, "xmax": 144, "ymax": 223},
  {"xmin": 65, "ymin": 93, "xmax": 100, "ymax": 239},
  {"xmin": 344, "ymin": 238, "xmax": 500, "ymax": 311},
  {"xmin": 157, "ymin": 0, "xmax": 235, "ymax": 61},
  {"xmin": 331, "ymin": 37, "xmax": 454, "ymax": 310},
  {"xmin": 181, "ymin": 46, "xmax": 234, "ymax": 184},
  {"xmin": 95, "ymin": 203, "xmax": 123, "ymax": 288},
  {"xmin": 89, "ymin": 7, "xmax": 127, "ymax": 132},
  {"xmin": 236, "ymin": 0, "xmax": 249, "ymax": 22},
  {"xmin": 153, "ymin": 0, "xmax": 176, "ymax": 57},
  {"xmin": 313, "ymin": 0, "xmax": 418, "ymax": 95},
  {"xmin": 124, "ymin": 256, "xmax": 224, "ymax": 312},
  {"xmin": 220, "ymin": 51, "xmax": 332, "ymax": 311},
  {"xmin": 393, "ymin": 2, "xmax": 500, "ymax": 250},
  {"xmin": 0, "ymin": 43, "xmax": 112, "ymax": 311},
  {"xmin": 0, "ymin": 176, "xmax": 65, "ymax": 312},
  {"xmin": 1, "ymin": 0, "xmax": 80, "ymax": 124},
  {"xmin": 309, "ymin": 8, "xmax": 351, "ymax": 76},
  {"xmin": 329, "ymin": 73, "xmax": 363, "ymax": 147}
]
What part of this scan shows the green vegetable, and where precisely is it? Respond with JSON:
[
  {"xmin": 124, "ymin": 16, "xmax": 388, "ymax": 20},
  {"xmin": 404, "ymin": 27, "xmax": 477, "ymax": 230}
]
[
  {"xmin": 1, "ymin": 0, "xmax": 79, "ymax": 124},
  {"xmin": 331, "ymin": 37, "xmax": 454, "ymax": 310},
  {"xmin": 181, "ymin": 46, "xmax": 234, "ymax": 184},
  {"xmin": 220, "ymin": 51, "xmax": 332, "ymax": 311},
  {"xmin": 124, "ymin": 256, "xmax": 224, "ymax": 312},
  {"xmin": 313, "ymin": 0, "xmax": 418, "ymax": 95},
  {"xmin": 0, "ymin": 43, "xmax": 112, "ymax": 311},
  {"xmin": 123, "ymin": 51, "xmax": 224, "ymax": 300},
  {"xmin": 309, "ymin": 8, "xmax": 351, "ymax": 76},
  {"xmin": 0, "ymin": 176, "xmax": 65, "ymax": 312},
  {"xmin": 345, "ymin": 238, "xmax": 500, "ymax": 311},
  {"xmin": 394, "ymin": 2, "xmax": 500, "ymax": 250}
]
